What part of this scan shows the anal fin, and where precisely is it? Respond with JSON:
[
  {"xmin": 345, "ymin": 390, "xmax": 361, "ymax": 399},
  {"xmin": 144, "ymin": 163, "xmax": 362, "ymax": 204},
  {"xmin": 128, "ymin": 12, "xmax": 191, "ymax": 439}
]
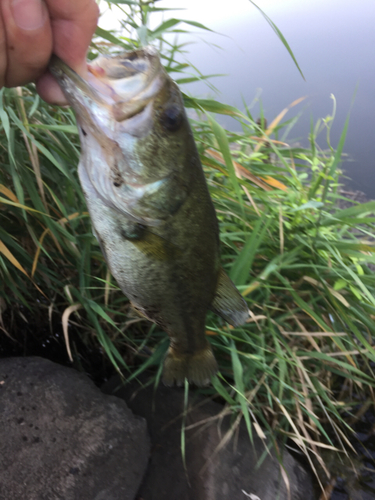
[{"xmin": 210, "ymin": 268, "xmax": 249, "ymax": 326}]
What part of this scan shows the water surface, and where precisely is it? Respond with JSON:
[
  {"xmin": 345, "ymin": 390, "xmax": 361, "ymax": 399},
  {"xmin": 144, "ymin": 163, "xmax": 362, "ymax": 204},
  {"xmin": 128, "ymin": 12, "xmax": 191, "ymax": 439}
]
[{"xmin": 151, "ymin": 0, "xmax": 375, "ymax": 197}]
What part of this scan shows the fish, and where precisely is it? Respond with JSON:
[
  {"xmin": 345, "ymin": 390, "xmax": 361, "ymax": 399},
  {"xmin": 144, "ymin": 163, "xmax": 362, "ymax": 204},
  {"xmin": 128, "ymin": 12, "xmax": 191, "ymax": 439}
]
[{"xmin": 49, "ymin": 47, "xmax": 249, "ymax": 386}]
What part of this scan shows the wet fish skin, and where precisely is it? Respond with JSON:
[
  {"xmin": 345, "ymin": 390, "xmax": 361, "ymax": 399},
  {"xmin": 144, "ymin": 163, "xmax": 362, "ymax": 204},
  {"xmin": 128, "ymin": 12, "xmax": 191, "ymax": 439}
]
[{"xmin": 49, "ymin": 48, "xmax": 249, "ymax": 386}]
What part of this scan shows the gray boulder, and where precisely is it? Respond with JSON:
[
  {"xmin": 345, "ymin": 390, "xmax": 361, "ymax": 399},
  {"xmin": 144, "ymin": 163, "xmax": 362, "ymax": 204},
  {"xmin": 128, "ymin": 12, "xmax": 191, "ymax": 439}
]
[
  {"xmin": 103, "ymin": 375, "xmax": 317, "ymax": 500},
  {"xmin": 0, "ymin": 357, "xmax": 149, "ymax": 500}
]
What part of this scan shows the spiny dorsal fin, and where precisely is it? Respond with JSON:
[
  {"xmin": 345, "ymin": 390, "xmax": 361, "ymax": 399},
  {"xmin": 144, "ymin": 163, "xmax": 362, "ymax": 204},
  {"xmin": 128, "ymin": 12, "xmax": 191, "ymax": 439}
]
[{"xmin": 210, "ymin": 268, "xmax": 249, "ymax": 326}]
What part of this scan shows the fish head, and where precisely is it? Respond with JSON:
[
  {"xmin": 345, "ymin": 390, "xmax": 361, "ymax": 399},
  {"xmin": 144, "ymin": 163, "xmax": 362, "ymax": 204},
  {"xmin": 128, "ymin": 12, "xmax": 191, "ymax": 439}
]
[{"xmin": 49, "ymin": 48, "xmax": 196, "ymax": 223}]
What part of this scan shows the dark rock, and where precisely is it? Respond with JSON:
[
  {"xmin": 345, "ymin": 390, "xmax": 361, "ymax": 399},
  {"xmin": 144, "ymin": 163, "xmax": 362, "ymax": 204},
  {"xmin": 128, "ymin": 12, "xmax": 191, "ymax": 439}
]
[
  {"xmin": 102, "ymin": 375, "xmax": 317, "ymax": 500},
  {"xmin": 0, "ymin": 357, "xmax": 149, "ymax": 500}
]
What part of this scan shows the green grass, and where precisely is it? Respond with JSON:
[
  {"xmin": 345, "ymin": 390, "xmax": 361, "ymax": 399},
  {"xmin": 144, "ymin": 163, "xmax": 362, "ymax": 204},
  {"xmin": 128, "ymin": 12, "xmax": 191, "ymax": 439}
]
[{"xmin": 1, "ymin": 0, "xmax": 375, "ymax": 490}]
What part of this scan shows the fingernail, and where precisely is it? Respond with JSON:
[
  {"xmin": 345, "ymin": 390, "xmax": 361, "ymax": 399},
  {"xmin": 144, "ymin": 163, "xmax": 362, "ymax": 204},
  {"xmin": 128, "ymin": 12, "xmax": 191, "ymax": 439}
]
[{"xmin": 11, "ymin": 0, "xmax": 46, "ymax": 31}]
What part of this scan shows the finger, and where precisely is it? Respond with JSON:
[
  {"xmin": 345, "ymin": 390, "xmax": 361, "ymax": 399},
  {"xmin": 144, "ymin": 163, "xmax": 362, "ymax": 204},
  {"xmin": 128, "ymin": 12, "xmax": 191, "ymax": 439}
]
[
  {"xmin": 35, "ymin": 72, "xmax": 67, "ymax": 105},
  {"xmin": 36, "ymin": 0, "xmax": 99, "ymax": 103},
  {"xmin": 46, "ymin": 0, "xmax": 99, "ymax": 70},
  {"xmin": 0, "ymin": 15, "xmax": 6, "ymax": 87},
  {"xmin": 0, "ymin": 0, "xmax": 52, "ymax": 88}
]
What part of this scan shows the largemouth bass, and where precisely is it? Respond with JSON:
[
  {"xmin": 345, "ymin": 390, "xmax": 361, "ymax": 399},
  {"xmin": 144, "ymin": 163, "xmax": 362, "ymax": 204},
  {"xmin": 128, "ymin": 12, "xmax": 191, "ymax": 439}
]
[{"xmin": 49, "ymin": 47, "xmax": 249, "ymax": 386}]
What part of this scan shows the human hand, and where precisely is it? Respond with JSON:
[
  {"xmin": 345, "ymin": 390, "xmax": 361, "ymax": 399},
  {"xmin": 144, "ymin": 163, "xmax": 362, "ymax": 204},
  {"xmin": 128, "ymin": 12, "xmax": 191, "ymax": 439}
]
[{"xmin": 0, "ymin": 0, "xmax": 99, "ymax": 103}]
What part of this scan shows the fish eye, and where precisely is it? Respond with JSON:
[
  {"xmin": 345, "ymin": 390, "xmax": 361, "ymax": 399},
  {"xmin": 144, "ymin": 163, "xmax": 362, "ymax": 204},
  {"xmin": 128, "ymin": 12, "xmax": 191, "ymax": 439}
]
[{"xmin": 160, "ymin": 104, "xmax": 183, "ymax": 132}]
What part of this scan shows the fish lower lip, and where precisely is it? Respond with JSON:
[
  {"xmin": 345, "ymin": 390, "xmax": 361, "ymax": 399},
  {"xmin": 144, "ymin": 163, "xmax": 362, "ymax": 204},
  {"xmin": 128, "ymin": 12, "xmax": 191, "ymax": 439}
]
[
  {"xmin": 49, "ymin": 55, "xmax": 81, "ymax": 84},
  {"xmin": 49, "ymin": 55, "xmax": 104, "ymax": 104}
]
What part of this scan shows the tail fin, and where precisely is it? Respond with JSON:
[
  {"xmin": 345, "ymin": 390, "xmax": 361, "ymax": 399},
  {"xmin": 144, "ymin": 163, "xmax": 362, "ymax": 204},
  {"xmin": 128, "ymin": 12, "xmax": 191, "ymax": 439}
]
[{"xmin": 163, "ymin": 345, "xmax": 218, "ymax": 386}]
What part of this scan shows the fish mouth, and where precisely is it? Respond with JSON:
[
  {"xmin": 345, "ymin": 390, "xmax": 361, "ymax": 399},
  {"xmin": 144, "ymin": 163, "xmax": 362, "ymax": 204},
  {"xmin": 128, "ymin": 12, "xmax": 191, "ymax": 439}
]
[{"xmin": 49, "ymin": 47, "xmax": 167, "ymax": 123}]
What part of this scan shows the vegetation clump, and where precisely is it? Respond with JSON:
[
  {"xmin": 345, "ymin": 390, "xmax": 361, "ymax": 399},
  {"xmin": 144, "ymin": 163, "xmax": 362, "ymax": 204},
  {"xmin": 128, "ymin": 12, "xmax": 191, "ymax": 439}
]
[{"xmin": 1, "ymin": 0, "xmax": 374, "ymax": 491}]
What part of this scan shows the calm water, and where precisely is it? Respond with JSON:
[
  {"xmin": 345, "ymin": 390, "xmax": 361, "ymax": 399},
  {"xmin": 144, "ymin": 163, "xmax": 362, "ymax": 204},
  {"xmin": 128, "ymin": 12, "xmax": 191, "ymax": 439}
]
[{"xmin": 146, "ymin": 0, "xmax": 375, "ymax": 197}]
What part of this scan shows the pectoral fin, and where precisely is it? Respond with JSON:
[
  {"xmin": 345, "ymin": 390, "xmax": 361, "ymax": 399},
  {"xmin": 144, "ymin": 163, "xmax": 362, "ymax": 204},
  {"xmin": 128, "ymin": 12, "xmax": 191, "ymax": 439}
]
[
  {"xmin": 120, "ymin": 221, "xmax": 181, "ymax": 261},
  {"xmin": 210, "ymin": 268, "xmax": 249, "ymax": 326}
]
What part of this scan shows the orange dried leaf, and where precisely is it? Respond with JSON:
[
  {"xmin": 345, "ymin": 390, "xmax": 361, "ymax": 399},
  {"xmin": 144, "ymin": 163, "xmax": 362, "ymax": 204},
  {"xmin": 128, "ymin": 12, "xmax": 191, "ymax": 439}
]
[
  {"xmin": 0, "ymin": 184, "xmax": 19, "ymax": 204},
  {"xmin": 206, "ymin": 148, "xmax": 287, "ymax": 191},
  {"xmin": 0, "ymin": 240, "xmax": 29, "ymax": 277},
  {"xmin": 254, "ymin": 96, "xmax": 306, "ymax": 153}
]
